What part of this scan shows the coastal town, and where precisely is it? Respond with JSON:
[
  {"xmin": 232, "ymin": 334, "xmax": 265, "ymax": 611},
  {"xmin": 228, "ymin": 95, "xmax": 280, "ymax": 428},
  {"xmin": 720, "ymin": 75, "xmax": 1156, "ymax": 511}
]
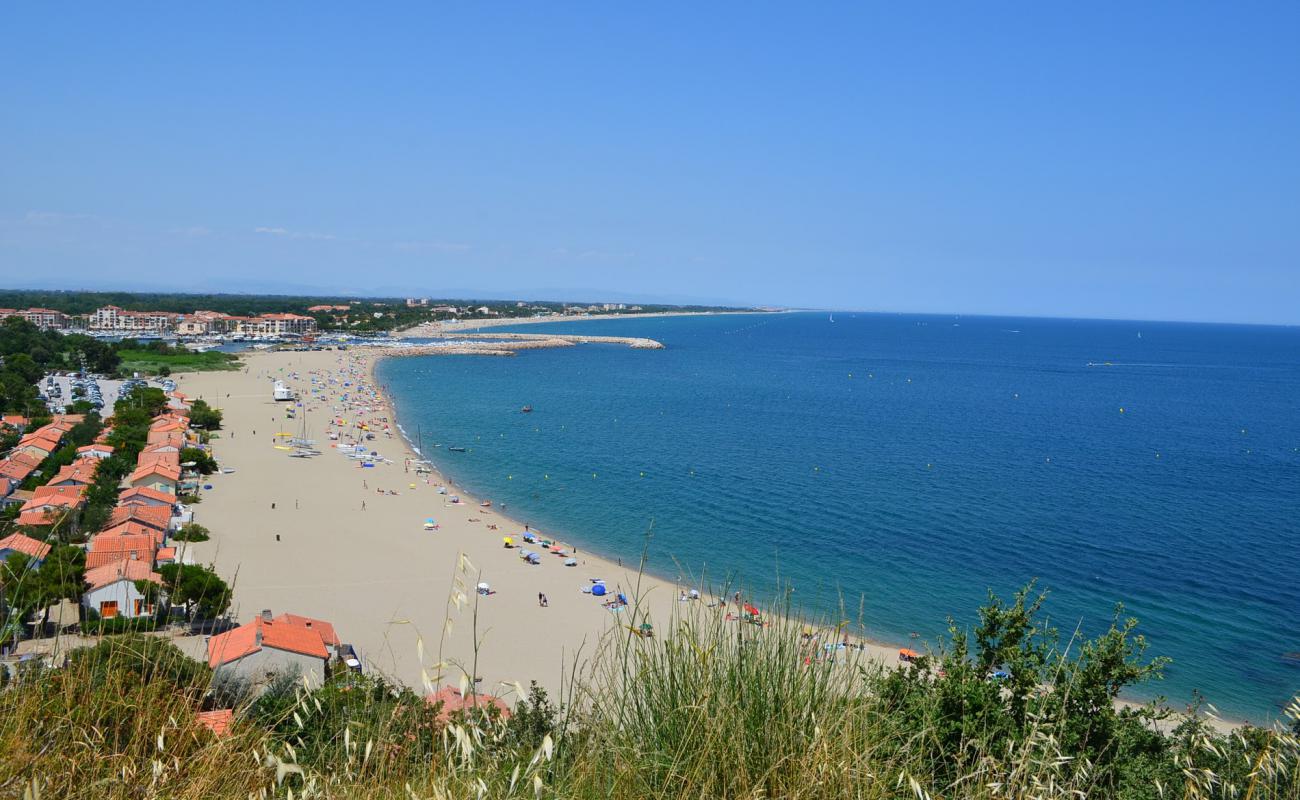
[{"xmin": 0, "ymin": 300, "xmax": 729, "ymax": 741}]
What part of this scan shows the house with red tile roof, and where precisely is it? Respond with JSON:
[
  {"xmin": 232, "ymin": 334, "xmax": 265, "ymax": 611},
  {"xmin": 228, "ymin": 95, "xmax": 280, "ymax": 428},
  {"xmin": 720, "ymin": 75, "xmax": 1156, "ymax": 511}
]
[
  {"xmin": 0, "ymin": 532, "xmax": 52, "ymax": 565},
  {"xmin": 77, "ymin": 443, "xmax": 115, "ymax": 460},
  {"xmin": 47, "ymin": 458, "xmax": 99, "ymax": 488},
  {"xmin": 15, "ymin": 431, "xmax": 62, "ymax": 460},
  {"xmin": 1, "ymin": 415, "xmax": 28, "ymax": 432},
  {"xmin": 117, "ymin": 486, "xmax": 176, "ymax": 508},
  {"xmin": 425, "ymin": 687, "xmax": 511, "ymax": 724},
  {"xmin": 207, "ymin": 610, "xmax": 338, "ymax": 687},
  {"xmin": 0, "ymin": 452, "xmax": 44, "ymax": 487},
  {"xmin": 96, "ymin": 520, "xmax": 166, "ymax": 547},
  {"xmin": 82, "ymin": 558, "xmax": 162, "ymax": 619},
  {"xmin": 128, "ymin": 462, "xmax": 180, "ymax": 495},
  {"xmin": 146, "ymin": 430, "xmax": 187, "ymax": 447},
  {"xmin": 106, "ymin": 504, "xmax": 173, "ymax": 533},
  {"xmin": 155, "ymin": 546, "xmax": 177, "ymax": 566},
  {"xmin": 195, "ymin": 709, "xmax": 234, "ymax": 737},
  {"xmin": 16, "ymin": 484, "xmax": 88, "ymax": 524}
]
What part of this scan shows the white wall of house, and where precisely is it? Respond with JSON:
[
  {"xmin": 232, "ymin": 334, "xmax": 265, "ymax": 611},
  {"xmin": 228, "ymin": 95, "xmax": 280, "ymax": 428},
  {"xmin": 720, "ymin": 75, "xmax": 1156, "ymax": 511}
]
[
  {"xmin": 214, "ymin": 647, "xmax": 326, "ymax": 688},
  {"xmin": 82, "ymin": 579, "xmax": 155, "ymax": 619}
]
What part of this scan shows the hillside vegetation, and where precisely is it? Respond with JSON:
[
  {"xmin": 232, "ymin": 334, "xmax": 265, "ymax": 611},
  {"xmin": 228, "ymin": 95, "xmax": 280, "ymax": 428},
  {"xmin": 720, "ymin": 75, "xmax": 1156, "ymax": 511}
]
[{"xmin": 1, "ymin": 584, "xmax": 1296, "ymax": 799}]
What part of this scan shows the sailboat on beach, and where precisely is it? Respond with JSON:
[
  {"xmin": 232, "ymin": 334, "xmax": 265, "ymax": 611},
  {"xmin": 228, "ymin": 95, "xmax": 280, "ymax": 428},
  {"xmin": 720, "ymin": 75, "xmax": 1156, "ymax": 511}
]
[{"xmin": 289, "ymin": 403, "xmax": 322, "ymax": 457}]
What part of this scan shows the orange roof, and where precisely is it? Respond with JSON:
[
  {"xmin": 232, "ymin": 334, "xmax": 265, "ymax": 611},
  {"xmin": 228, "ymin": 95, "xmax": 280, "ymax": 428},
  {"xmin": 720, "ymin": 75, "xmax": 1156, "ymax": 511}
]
[
  {"xmin": 0, "ymin": 533, "xmax": 51, "ymax": 561},
  {"xmin": 195, "ymin": 709, "xmax": 234, "ymax": 737},
  {"xmin": 89, "ymin": 532, "xmax": 156, "ymax": 556},
  {"xmin": 138, "ymin": 450, "xmax": 181, "ymax": 467},
  {"xmin": 49, "ymin": 460, "xmax": 98, "ymax": 486},
  {"xmin": 425, "ymin": 687, "xmax": 511, "ymax": 723},
  {"xmin": 23, "ymin": 484, "xmax": 88, "ymax": 511},
  {"xmin": 98, "ymin": 521, "xmax": 166, "ymax": 546},
  {"xmin": 0, "ymin": 459, "xmax": 39, "ymax": 483},
  {"xmin": 78, "ymin": 443, "xmax": 114, "ymax": 455},
  {"xmin": 84, "ymin": 558, "xmax": 161, "ymax": 590},
  {"xmin": 15, "ymin": 509, "xmax": 60, "ymax": 526},
  {"xmin": 274, "ymin": 613, "xmax": 340, "ymax": 648},
  {"xmin": 208, "ymin": 614, "xmax": 333, "ymax": 667},
  {"xmin": 107, "ymin": 505, "xmax": 171, "ymax": 531},
  {"xmin": 118, "ymin": 486, "xmax": 176, "ymax": 506},
  {"xmin": 129, "ymin": 463, "xmax": 181, "ymax": 483},
  {"xmin": 18, "ymin": 432, "xmax": 61, "ymax": 453},
  {"xmin": 1, "ymin": 415, "xmax": 28, "ymax": 429},
  {"xmin": 85, "ymin": 550, "xmax": 133, "ymax": 570},
  {"xmin": 146, "ymin": 430, "xmax": 187, "ymax": 446},
  {"xmin": 156, "ymin": 546, "xmax": 177, "ymax": 562}
]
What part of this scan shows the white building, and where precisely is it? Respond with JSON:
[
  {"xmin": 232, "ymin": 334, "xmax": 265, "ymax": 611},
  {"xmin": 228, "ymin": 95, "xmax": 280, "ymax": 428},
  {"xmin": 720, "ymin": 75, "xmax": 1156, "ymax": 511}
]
[
  {"xmin": 82, "ymin": 559, "xmax": 162, "ymax": 619},
  {"xmin": 207, "ymin": 610, "xmax": 339, "ymax": 688}
]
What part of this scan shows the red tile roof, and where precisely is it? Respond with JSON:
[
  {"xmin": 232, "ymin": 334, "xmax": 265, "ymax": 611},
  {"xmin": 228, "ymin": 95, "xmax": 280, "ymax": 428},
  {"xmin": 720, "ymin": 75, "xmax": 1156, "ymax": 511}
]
[
  {"xmin": 129, "ymin": 463, "xmax": 180, "ymax": 483},
  {"xmin": 195, "ymin": 709, "xmax": 234, "ymax": 737},
  {"xmin": 15, "ymin": 509, "xmax": 61, "ymax": 526},
  {"xmin": 274, "ymin": 613, "xmax": 340, "ymax": 648},
  {"xmin": 425, "ymin": 687, "xmax": 511, "ymax": 723},
  {"xmin": 208, "ymin": 614, "xmax": 333, "ymax": 667},
  {"xmin": 0, "ymin": 458, "xmax": 39, "ymax": 483},
  {"xmin": 118, "ymin": 486, "xmax": 175, "ymax": 506},
  {"xmin": 22, "ymin": 484, "xmax": 88, "ymax": 511},
  {"xmin": 97, "ymin": 521, "xmax": 166, "ymax": 546},
  {"xmin": 49, "ymin": 460, "xmax": 99, "ymax": 486},
  {"xmin": 107, "ymin": 505, "xmax": 172, "ymax": 532},
  {"xmin": 0, "ymin": 532, "xmax": 52, "ymax": 561},
  {"xmin": 156, "ymin": 546, "xmax": 177, "ymax": 562},
  {"xmin": 84, "ymin": 558, "xmax": 161, "ymax": 590}
]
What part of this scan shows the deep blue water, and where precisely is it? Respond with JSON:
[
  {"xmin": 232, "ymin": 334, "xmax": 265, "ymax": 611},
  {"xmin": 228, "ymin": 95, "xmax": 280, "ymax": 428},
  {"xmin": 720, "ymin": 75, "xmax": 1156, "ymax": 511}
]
[{"xmin": 377, "ymin": 312, "xmax": 1300, "ymax": 722}]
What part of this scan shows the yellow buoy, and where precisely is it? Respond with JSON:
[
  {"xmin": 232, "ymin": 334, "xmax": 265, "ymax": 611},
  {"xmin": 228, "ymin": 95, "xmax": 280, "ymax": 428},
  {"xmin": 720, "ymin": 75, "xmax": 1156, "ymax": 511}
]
[{"xmin": 1119, "ymin": 408, "xmax": 1125, "ymax": 413}]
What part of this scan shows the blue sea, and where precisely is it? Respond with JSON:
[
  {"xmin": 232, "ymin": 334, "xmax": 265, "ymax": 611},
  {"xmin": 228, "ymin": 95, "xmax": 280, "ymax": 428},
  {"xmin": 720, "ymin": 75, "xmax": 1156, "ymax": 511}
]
[{"xmin": 376, "ymin": 312, "xmax": 1300, "ymax": 723}]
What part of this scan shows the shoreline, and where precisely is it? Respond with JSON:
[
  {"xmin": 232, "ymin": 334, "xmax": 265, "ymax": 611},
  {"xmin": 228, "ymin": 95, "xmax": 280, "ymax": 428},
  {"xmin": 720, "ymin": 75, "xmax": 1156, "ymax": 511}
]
[
  {"xmin": 175, "ymin": 346, "xmax": 1247, "ymax": 731},
  {"xmin": 176, "ymin": 346, "xmax": 900, "ymax": 710},
  {"xmin": 367, "ymin": 346, "xmax": 1248, "ymax": 732}
]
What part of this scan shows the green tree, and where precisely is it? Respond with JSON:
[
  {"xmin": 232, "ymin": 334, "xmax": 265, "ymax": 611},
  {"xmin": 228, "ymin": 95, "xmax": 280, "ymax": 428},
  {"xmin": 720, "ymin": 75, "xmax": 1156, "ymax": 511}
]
[
  {"xmin": 158, "ymin": 563, "xmax": 231, "ymax": 620},
  {"xmin": 188, "ymin": 399, "xmax": 223, "ymax": 431},
  {"xmin": 171, "ymin": 522, "xmax": 211, "ymax": 542},
  {"xmin": 5, "ymin": 353, "xmax": 43, "ymax": 385},
  {"xmin": 179, "ymin": 447, "xmax": 217, "ymax": 474}
]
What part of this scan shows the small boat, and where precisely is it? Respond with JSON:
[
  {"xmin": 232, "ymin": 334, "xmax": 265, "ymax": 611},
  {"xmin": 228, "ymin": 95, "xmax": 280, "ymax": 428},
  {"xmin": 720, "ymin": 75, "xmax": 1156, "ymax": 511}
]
[
  {"xmin": 521, "ymin": 405, "xmax": 533, "ymax": 413},
  {"xmin": 448, "ymin": 446, "xmax": 467, "ymax": 452}
]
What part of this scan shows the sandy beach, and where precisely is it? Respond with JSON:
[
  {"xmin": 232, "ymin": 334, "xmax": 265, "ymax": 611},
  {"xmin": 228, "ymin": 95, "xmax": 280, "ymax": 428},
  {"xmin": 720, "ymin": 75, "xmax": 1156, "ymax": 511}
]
[{"xmin": 177, "ymin": 348, "xmax": 896, "ymax": 701}]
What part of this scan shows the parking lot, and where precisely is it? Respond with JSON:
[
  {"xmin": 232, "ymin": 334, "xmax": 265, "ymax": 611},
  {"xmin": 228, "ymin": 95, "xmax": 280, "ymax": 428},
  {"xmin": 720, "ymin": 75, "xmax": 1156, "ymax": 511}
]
[{"xmin": 40, "ymin": 374, "xmax": 138, "ymax": 414}]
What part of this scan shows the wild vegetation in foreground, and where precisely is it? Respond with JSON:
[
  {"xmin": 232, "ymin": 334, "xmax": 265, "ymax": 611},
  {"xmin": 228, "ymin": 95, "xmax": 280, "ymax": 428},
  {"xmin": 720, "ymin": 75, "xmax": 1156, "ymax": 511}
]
[{"xmin": 1, "ymin": 583, "xmax": 1297, "ymax": 800}]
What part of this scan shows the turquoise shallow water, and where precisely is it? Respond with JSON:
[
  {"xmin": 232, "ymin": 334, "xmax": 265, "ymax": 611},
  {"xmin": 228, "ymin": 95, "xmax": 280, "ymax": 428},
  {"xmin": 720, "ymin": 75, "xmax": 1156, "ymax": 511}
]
[{"xmin": 376, "ymin": 312, "xmax": 1300, "ymax": 722}]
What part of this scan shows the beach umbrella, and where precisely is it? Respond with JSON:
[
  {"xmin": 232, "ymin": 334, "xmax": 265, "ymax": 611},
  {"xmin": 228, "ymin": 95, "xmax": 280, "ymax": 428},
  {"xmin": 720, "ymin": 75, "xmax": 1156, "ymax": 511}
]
[
  {"xmin": 503, "ymin": 537, "xmax": 513, "ymax": 547},
  {"xmin": 591, "ymin": 584, "xmax": 607, "ymax": 597},
  {"xmin": 617, "ymin": 593, "xmax": 628, "ymax": 605},
  {"xmin": 744, "ymin": 604, "xmax": 761, "ymax": 616},
  {"xmin": 639, "ymin": 622, "xmax": 653, "ymax": 632},
  {"xmin": 563, "ymin": 558, "xmax": 577, "ymax": 566},
  {"xmin": 549, "ymin": 544, "xmax": 565, "ymax": 553}
]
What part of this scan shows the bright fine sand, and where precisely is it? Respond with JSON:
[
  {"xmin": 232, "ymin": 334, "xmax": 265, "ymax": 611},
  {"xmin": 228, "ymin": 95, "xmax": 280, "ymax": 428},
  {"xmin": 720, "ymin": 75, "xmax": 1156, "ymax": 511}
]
[{"xmin": 178, "ymin": 348, "xmax": 898, "ymax": 700}]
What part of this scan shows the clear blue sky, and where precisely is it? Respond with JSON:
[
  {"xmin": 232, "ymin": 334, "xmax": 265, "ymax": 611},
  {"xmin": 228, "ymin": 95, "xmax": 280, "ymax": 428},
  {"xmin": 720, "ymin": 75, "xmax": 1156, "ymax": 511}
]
[{"xmin": 1, "ymin": 4, "xmax": 1297, "ymax": 323}]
